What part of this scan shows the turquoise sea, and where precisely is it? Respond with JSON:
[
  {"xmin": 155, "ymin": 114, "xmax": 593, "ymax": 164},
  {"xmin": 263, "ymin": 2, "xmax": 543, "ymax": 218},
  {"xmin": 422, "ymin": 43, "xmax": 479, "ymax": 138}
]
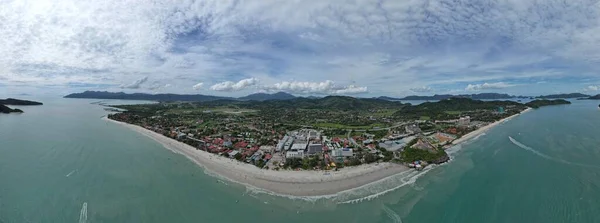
[{"xmin": 1, "ymin": 98, "xmax": 600, "ymax": 223}]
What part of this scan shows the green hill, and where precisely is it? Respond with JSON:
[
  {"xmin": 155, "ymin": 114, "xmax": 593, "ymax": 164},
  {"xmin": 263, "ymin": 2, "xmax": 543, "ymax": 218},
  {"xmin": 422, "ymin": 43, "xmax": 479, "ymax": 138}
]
[{"xmin": 525, "ymin": 99, "xmax": 571, "ymax": 108}]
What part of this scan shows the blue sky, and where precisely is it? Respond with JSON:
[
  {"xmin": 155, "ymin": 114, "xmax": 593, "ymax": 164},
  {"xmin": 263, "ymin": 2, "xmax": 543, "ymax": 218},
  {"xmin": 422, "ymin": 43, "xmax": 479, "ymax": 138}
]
[{"xmin": 2, "ymin": 0, "xmax": 600, "ymax": 97}]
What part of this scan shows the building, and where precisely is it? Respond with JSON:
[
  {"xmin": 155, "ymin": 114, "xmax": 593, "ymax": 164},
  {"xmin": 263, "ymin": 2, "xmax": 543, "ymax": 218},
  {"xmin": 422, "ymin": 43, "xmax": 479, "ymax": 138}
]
[
  {"xmin": 307, "ymin": 143, "xmax": 323, "ymax": 155},
  {"xmin": 276, "ymin": 136, "xmax": 289, "ymax": 151},
  {"xmin": 378, "ymin": 136, "xmax": 415, "ymax": 152},
  {"xmin": 308, "ymin": 130, "xmax": 319, "ymax": 140},
  {"xmin": 458, "ymin": 116, "xmax": 471, "ymax": 126},
  {"xmin": 259, "ymin": 145, "xmax": 274, "ymax": 153},
  {"xmin": 228, "ymin": 150, "xmax": 239, "ymax": 157},
  {"xmin": 332, "ymin": 148, "xmax": 353, "ymax": 157},
  {"xmin": 285, "ymin": 150, "xmax": 305, "ymax": 158},
  {"xmin": 405, "ymin": 124, "xmax": 422, "ymax": 134},
  {"xmin": 290, "ymin": 143, "xmax": 307, "ymax": 152}
]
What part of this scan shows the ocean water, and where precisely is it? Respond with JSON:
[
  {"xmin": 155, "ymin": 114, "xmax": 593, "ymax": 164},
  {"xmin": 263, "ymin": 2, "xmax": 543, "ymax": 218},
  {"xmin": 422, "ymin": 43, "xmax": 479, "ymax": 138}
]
[{"xmin": 1, "ymin": 98, "xmax": 600, "ymax": 222}]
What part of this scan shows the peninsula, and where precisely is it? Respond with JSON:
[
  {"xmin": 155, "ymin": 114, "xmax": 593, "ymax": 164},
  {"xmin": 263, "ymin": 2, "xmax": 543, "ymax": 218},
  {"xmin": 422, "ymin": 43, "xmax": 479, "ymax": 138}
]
[
  {"xmin": 536, "ymin": 93, "xmax": 589, "ymax": 99},
  {"xmin": 582, "ymin": 94, "xmax": 600, "ymax": 100},
  {"xmin": 101, "ymin": 96, "xmax": 537, "ymax": 196},
  {"xmin": 525, "ymin": 99, "xmax": 571, "ymax": 108},
  {"xmin": 0, "ymin": 104, "xmax": 23, "ymax": 114},
  {"xmin": 0, "ymin": 98, "xmax": 43, "ymax": 113},
  {"xmin": 0, "ymin": 98, "xmax": 43, "ymax": 105}
]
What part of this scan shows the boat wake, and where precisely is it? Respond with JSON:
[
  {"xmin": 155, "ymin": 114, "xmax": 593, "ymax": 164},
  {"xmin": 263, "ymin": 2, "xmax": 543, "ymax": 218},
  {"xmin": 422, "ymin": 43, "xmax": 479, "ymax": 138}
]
[
  {"xmin": 508, "ymin": 136, "xmax": 600, "ymax": 169},
  {"xmin": 66, "ymin": 169, "xmax": 77, "ymax": 177},
  {"xmin": 382, "ymin": 205, "xmax": 403, "ymax": 223},
  {"xmin": 79, "ymin": 202, "xmax": 88, "ymax": 223}
]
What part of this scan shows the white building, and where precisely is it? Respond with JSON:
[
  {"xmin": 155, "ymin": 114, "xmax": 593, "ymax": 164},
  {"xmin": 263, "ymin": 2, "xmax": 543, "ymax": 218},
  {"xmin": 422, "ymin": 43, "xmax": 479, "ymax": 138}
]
[
  {"xmin": 332, "ymin": 148, "xmax": 353, "ymax": 157},
  {"xmin": 458, "ymin": 116, "xmax": 471, "ymax": 126},
  {"xmin": 228, "ymin": 150, "xmax": 239, "ymax": 157},
  {"xmin": 259, "ymin": 145, "xmax": 274, "ymax": 153},
  {"xmin": 285, "ymin": 150, "xmax": 305, "ymax": 158}
]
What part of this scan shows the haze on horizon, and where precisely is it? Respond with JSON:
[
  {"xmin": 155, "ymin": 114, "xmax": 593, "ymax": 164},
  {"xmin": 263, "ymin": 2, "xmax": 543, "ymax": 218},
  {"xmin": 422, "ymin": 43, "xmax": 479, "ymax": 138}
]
[{"xmin": 2, "ymin": 0, "xmax": 600, "ymax": 97}]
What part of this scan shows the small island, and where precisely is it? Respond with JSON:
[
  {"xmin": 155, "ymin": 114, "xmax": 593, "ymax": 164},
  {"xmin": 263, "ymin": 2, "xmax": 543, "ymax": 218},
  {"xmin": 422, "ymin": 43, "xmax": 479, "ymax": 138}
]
[
  {"xmin": 525, "ymin": 99, "xmax": 571, "ymax": 108},
  {"xmin": 587, "ymin": 94, "xmax": 600, "ymax": 100},
  {"xmin": 0, "ymin": 98, "xmax": 43, "ymax": 114},
  {"xmin": 536, "ymin": 93, "xmax": 590, "ymax": 99},
  {"xmin": 0, "ymin": 104, "xmax": 23, "ymax": 114},
  {"xmin": 0, "ymin": 98, "xmax": 43, "ymax": 105}
]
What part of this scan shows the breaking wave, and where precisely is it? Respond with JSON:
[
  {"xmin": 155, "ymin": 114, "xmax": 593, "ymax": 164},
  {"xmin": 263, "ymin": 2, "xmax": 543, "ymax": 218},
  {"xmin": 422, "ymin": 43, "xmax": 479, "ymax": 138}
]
[
  {"xmin": 240, "ymin": 168, "xmax": 435, "ymax": 204},
  {"xmin": 508, "ymin": 136, "xmax": 600, "ymax": 169}
]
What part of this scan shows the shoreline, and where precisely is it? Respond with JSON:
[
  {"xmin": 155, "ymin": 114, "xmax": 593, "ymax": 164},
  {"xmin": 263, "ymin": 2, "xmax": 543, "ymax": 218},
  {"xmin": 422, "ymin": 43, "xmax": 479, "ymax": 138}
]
[
  {"xmin": 103, "ymin": 107, "xmax": 529, "ymax": 197},
  {"xmin": 452, "ymin": 107, "xmax": 532, "ymax": 145},
  {"xmin": 103, "ymin": 117, "xmax": 409, "ymax": 197}
]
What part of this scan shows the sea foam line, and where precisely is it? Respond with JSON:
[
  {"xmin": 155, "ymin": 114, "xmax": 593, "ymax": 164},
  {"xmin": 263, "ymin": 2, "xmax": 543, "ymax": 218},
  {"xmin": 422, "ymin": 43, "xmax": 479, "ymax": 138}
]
[
  {"xmin": 337, "ymin": 167, "xmax": 432, "ymax": 204},
  {"xmin": 509, "ymin": 136, "xmax": 600, "ymax": 169}
]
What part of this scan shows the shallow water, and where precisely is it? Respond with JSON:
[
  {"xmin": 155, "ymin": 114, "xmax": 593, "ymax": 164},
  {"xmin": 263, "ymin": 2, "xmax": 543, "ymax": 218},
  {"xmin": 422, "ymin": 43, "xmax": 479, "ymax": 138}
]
[{"xmin": 1, "ymin": 98, "xmax": 599, "ymax": 222}]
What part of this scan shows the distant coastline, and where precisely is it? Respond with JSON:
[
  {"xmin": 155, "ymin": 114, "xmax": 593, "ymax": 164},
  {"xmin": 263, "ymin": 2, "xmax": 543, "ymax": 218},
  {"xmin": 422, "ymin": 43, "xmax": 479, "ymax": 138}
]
[{"xmin": 103, "ymin": 107, "xmax": 531, "ymax": 196}]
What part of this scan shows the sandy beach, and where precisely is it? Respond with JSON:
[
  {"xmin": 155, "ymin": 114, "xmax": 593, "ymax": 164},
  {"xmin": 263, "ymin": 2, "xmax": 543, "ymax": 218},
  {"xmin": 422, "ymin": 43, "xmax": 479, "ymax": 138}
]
[
  {"xmin": 104, "ymin": 107, "xmax": 529, "ymax": 196},
  {"xmin": 452, "ymin": 108, "xmax": 532, "ymax": 145},
  {"xmin": 104, "ymin": 117, "xmax": 409, "ymax": 196}
]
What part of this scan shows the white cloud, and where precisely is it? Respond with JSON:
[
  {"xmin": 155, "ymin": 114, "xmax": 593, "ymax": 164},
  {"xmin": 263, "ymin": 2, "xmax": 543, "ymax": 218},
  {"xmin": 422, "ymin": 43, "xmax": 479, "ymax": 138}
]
[
  {"xmin": 410, "ymin": 86, "xmax": 432, "ymax": 93},
  {"xmin": 2, "ymin": 0, "xmax": 600, "ymax": 95},
  {"xmin": 210, "ymin": 78, "xmax": 258, "ymax": 92},
  {"xmin": 121, "ymin": 76, "xmax": 148, "ymax": 89},
  {"xmin": 265, "ymin": 80, "xmax": 367, "ymax": 95},
  {"xmin": 584, "ymin": 85, "xmax": 600, "ymax": 91},
  {"xmin": 465, "ymin": 82, "xmax": 514, "ymax": 91},
  {"xmin": 192, "ymin": 82, "xmax": 204, "ymax": 90}
]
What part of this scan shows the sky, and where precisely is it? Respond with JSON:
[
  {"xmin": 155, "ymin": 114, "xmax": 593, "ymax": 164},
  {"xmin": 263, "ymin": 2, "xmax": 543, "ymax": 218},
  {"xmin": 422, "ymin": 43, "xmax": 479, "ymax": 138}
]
[{"xmin": 2, "ymin": 0, "xmax": 600, "ymax": 97}]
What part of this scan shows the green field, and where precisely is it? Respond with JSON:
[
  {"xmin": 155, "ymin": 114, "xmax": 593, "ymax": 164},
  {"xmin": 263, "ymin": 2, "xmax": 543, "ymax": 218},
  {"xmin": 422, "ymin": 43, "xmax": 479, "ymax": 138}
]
[
  {"xmin": 371, "ymin": 109, "xmax": 398, "ymax": 117},
  {"xmin": 444, "ymin": 111, "xmax": 462, "ymax": 115}
]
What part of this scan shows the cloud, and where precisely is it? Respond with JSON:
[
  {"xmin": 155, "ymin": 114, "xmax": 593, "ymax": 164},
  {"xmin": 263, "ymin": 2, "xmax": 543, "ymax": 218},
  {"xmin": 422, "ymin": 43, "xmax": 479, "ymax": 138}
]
[
  {"xmin": 410, "ymin": 86, "xmax": 432, "ymax": 93},
  {"xmin": 121, "ymin": 76, "xmax": 148, "ymax": 89},
  {"xmin": 465, "ymin": 82, "xmax": 514, "ymax": 91},
  {"xmin": 192, "ymin": 82, "xmax": 204, "ymax": 90},
  {"xmin": 264, "ymin": 80, "xmax": 367, "ymax": 95},
  {"xmin": 3, "ymin": 0, "xmax": 600, "ymax": 95},
  {"xmin": 210, "ymin": 78, "xmax": 258, "ymax": 92},
  {"xmin": 584, "ymin": 85, "xmax": 600, "ymax": 91}
]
